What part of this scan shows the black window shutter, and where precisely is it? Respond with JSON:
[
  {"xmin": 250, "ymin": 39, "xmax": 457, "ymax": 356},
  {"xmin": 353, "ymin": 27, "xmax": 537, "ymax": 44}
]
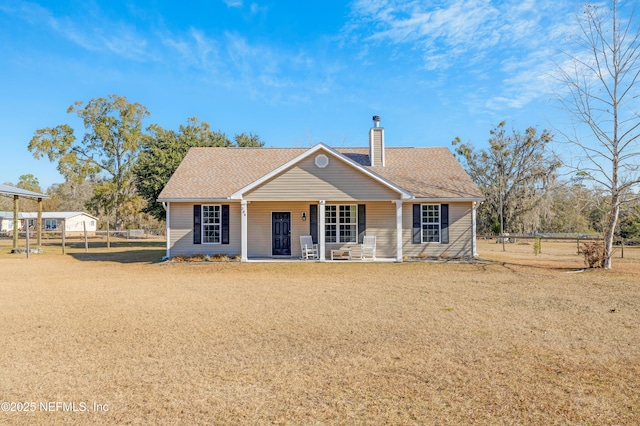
[
  {"xmin": 440, "ymin": 204, "xmax": 449, "ymax": 244},
  {"xmin": 221, "ymin": 205, "xmax": 230, "ymax": 244},
  {"xmin": 358, "ymin": 204, "xmax": 366, "ymax": 243},
  {"xmin": 193, "ymin": 205, "xmax": 201, "ymax": 244},
  {"xmin": 412, "ymin": 204, "xmax": 421, "ymax": 244},
  {"xmin": 309, "ymin": 204, "xmax": 318, "ymax": 244}
]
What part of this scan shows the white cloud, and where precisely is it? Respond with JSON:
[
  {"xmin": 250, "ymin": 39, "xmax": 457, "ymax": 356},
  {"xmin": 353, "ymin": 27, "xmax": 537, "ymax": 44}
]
[
  {"xmin": 223, "ymin": 0, "xmax": 243, "ymax": 8},
  {"xmin": 346, "ymin": 0, "xmax": 580, "ymax": 111},
  {"xmin": 4, "ymin": 1, "xmax": 152, "ymax": 60}
]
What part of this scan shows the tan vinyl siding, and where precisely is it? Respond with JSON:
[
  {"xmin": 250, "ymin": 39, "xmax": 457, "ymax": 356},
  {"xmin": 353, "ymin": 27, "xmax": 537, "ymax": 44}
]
[
  {"xmin": 168, "ymin": 200, "xmax": 473, "ymax": 260},
  {"xmin": 246, "ymin": 201, "xmax": 311, "ymax": 258},
  {"xmin": 245, "ymin": 155, "xmax": 399, "ymax": 201},
  {"xmin": 169, "ymin": 202, "xmax": 241, "ymax": 257},
  {"xmin": 323, "ymin": 201, "xmax": 396, "ymax": 259},
  {"xmin": 246, "ymin": 201, "xmax": 398, "ymax": 259},
  {"xmin": 401, "ymin": 202, "xmax": 473, "ymax": 258}
]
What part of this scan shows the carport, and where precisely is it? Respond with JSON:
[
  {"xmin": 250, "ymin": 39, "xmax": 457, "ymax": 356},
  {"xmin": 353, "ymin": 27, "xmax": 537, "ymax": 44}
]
[{"xmin": 0, "ymin": 183, "xmax": 50, "ymax": 253}]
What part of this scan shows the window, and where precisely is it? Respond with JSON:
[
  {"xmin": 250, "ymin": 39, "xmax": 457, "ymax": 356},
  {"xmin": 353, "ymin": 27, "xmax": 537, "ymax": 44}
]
[
  {"xmin": 325, "ymin": 205, "xmax": 357, "ymax": 243},
  {"xmin": 422, "ymin": 204, "xmax": 440, "ymax": 243},
  {"xmin": 45, "ymin": 219, "xmax": 58, "ymax": 230},
  {"xmin": 202, "ymin": 205, "xmax": 221, "ymax": 244}
]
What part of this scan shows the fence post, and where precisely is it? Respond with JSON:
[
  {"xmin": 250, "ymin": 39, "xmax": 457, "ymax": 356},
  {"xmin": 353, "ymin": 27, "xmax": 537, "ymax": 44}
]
[
  {"xmin": 84, "ymin": 221, "xmax": 88, "ymax": 253},
  {"xmin": 621, "ymin": 239, "xmax": 624, "ymax": 259}
]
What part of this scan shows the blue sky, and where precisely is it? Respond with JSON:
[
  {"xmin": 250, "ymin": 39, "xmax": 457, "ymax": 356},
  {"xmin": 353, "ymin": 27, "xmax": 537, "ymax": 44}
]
[{"xmin": 1, "ymin": 0, "xmax": 594, "ymax": 189}]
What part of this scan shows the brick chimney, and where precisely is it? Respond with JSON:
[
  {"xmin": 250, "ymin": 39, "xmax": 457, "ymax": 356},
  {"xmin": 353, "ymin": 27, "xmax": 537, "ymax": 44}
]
[{"xmin": 369, "ymin": 115, "xmax": 385, "ymax": 167}]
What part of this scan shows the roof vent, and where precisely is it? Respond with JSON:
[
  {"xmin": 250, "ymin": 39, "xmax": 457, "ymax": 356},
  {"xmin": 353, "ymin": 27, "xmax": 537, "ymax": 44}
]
[{"xmin": 372, "ymin": 115, "xmax": 381, "ymax": 128}]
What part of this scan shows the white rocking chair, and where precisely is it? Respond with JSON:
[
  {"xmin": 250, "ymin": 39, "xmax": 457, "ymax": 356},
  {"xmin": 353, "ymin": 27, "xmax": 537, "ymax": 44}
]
[
  {"xmin": 361, "ymin": 235, "xmax": 376, "ymax": 260},
  {"xmin": 300, "ymin": 235, "xmax": 319, "ymax": 260}
]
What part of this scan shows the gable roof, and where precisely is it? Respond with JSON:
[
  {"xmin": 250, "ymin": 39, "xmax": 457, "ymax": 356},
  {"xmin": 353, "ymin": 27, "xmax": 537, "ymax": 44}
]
[
  {"xmin": 157, "ymin": 144, "xmax": 483, "ymax": 201},
  {"xmin": 229, "ymin": 144, "xmax": 412, "ymax": 199}
]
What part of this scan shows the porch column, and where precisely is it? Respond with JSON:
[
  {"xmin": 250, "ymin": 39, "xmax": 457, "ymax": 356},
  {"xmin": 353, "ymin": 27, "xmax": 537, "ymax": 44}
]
[
  {"xmin": 395, "ymin": 200, "xmax": 403, "ymax": 262},
  {"xmin": 318, "ymin": 200, "xmax": 326, "ymax": 261},
  {"xmin": 241, "ymin": 200, "xmax": 248, "ymax": 262},
  {"xmin": 472, "ymin": 201, "xmax": 478, "ymax": 257},
  {"xmin": 165, "ymin": 202, "xmax": 171, "ymax": 259},
  {"xmin": 37, "ymin": 198, "xmax": 42, "ymax": 247}
]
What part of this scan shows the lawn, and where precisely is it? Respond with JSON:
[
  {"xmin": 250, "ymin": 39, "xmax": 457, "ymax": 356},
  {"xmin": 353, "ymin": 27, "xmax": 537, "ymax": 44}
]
[{"xmin": 0, "ymin": 239, "xmax": 638, "ymax": 424}]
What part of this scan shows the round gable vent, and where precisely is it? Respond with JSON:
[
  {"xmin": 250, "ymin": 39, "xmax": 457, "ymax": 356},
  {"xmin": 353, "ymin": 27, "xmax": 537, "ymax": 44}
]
[{"xmin": 315, "ymin": 154, "xmax": 329, "ymax": 168}]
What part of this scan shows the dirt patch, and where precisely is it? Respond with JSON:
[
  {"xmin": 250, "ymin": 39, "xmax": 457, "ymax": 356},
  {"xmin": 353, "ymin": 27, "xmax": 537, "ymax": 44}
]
[{"xmin": 0, "ymin": 240, "xmax": 638, "ymax": 424}]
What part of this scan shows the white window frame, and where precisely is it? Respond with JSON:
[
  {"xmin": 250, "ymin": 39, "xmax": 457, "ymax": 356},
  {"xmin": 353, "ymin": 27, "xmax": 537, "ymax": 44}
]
[
  {"xmin": 325, "ymin": 204, "xmax": 358, "ymax": 244},
  {"xmin": 202, "ymin": 205, "xmax": 222, "ymax": 244},
  {"xmin": 421, "ymin": 204, "xmax": 441, "ymax": 243},
  {"xmin": 45, "ymin": 219, "xmax": 58, "ymax": 231}
]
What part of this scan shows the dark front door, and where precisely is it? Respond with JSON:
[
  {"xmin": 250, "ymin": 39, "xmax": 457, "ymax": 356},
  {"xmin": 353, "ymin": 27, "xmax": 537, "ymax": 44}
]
[{"xmin": 272, "ymin": 212, "xmax": 291, "ymax": 256}]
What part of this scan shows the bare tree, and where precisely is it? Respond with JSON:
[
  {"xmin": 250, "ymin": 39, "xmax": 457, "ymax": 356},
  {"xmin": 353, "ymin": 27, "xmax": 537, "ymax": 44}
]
[{"xmin": 556, "ymin": 1, "xmax": 640, "ymax": 268}]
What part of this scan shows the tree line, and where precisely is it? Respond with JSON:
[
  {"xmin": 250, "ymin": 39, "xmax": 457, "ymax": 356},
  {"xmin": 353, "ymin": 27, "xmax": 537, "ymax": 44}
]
[{"xmin": 452, "ymin": 122, "xmax": 640, "ymax": 240}]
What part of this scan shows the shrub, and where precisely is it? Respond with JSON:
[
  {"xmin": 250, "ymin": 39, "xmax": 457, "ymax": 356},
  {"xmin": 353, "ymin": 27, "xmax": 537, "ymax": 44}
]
[{"xmin": 582, "ymin": 241, "xmax": 606, "ymax": 268}]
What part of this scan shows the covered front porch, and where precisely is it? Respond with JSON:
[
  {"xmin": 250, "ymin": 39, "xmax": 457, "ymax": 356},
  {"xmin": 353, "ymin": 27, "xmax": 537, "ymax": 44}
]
[{"xmin": 238, "ymin": 200, "xmax": 404, "ymax": 262}]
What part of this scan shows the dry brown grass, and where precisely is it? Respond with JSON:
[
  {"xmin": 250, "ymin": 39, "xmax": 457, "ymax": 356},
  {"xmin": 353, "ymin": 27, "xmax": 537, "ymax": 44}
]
[{"xmin": 0, "ymin": 239, "xmax": 638, "ymax": 424}]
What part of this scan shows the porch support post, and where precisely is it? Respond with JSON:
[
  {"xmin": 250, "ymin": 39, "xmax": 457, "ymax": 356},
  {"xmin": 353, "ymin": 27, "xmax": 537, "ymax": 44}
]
[
  {"xmin": 37, "ymin": 197, "xmax": 42, "ymax": 247},
  {"xmin": 395, "ymin": 200, "xmax": 403, "ymax": 262},
  {"xmin": 241, "ymin": 200, "xmax": 248, "ymax": 262},
  {"xmin": 472, "ymin": 201, "xmax": 478, "ymax": 257},
  {"xmin": 318, "ymin": 200, "xmax": 326, "ymax": 261},
  {"xmin": 165, "ymin": 202, "xmax": 171, "ymax": 259},
  {"xmin": 12, "ymin": 195, "xmax": 19, "ymax": 250}
]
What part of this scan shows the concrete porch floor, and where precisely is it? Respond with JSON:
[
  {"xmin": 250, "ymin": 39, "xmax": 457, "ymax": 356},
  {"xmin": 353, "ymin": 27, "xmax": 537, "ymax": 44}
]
[{"xmin": 245, "ymin": 257, "xmax": 397, "ymax": 263}]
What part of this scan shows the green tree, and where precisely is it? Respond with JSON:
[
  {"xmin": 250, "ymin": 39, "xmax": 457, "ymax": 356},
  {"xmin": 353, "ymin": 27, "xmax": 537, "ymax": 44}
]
[
  {"xmin": 17, "ymin": 174, "xmax": 41, "ymax": 193},
  {"xmin": 453, "ymin": 121, "xmax": 559, "ymax": 235},
  {"xmin": 16, "ymin": 174, "xmax": 43, "ymax": 211},
  {"xmin": 235, "ymin": 132, "xmax": 265, "ymax": 148},
  {"xmin": 556, "ymin": 1, "xmax": 640, "ymax": 268},
  {"xmin": 28, "ymin": 94, "xmax": 149, "ymax": 229},
  {"xmin": 135, "ymin": 117, "xmax": 264, "ymax": 221},
  {"xmin": 618, "ymin": 200, "xmax": 640, "ymax": 239}
]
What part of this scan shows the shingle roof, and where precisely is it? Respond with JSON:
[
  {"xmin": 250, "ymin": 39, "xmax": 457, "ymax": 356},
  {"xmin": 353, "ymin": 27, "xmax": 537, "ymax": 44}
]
[
  {"xmin": 157, "ymin": 145, "xmax": 483, "ymax": 201},
  {"xmin": 341, "ymin": 147, "xmax": 484, "ymax": 199}
]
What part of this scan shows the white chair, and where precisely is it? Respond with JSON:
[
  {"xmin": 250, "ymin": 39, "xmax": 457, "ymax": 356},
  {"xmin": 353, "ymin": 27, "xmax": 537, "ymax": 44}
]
[
  {"xmin": 300, "ymin": 235, "xmax": 319, "ymax": 260},
  {"xmin": 361, "ymin": 235, "xmax": 376, "ymax": 260}
]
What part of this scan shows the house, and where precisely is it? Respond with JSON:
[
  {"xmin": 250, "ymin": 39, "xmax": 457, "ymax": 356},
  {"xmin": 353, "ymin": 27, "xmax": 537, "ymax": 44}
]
[
  {"xmin": 0, "ymin": 212, "xmax": 98, "ymax": 236},
  {"xmin": 157, "ymin": 117, "xmax": 484, "ymax": 261},
  {"xmin": 0, "ymin": 212, "xmax": 15, "ymax": 232}
]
